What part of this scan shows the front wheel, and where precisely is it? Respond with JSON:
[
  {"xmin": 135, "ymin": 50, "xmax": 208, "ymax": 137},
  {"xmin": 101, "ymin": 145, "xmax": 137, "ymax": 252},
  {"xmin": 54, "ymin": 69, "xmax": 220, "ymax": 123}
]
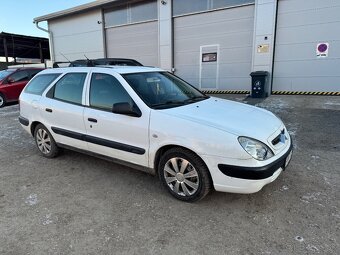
[
  {"xmin": 158, "ymin": 148, "xmax": 212, "ymax": 202},
  {"xmin": 34, "ymin": 124, "xmax": 59, "ymax": 158}
]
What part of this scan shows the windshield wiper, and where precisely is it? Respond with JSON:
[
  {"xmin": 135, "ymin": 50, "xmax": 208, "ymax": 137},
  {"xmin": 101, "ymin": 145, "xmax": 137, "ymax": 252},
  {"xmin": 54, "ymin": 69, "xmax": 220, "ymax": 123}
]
[
  {"xmin": 151, "ymin": 96, "xmax": 209, "ymax": 109},
  {"xmin": 184, "ymin": 95, "xmax": 209, "ymax": 103},
  {"xmin": 151, "ymin": 100, "xmax": 187, "ymax": 109}
]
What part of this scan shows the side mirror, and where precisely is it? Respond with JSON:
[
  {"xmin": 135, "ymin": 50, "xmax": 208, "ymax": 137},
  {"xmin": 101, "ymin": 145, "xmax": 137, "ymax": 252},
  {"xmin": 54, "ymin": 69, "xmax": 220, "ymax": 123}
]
[
  {"xmin": 6, "ymin": 78, "xmax": 13, "ymax": 84},
  {"xmin": 112, "ymin": 102, "xmax": 142, "ymax": 117}
]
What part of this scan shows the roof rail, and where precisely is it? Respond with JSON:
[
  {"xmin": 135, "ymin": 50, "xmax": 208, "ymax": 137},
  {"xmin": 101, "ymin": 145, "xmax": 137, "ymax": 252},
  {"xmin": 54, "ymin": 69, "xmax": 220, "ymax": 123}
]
[{"xmin": 52, "ymin": 58, "xmax": 143, "ymax": 68}]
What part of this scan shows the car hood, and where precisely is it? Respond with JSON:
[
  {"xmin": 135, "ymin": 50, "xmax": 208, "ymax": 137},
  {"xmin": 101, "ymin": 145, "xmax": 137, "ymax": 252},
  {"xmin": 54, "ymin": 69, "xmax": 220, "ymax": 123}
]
[{"xmin": 161, "ymin": 97, "xmax": 282, "ymax": 142}]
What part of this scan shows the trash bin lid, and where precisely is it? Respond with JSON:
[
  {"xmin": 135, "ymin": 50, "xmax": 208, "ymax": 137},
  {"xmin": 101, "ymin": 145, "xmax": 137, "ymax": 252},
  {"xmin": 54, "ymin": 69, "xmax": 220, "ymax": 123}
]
[{"xmin": 250, "ymin": 71, "xmax": 269, "ymax": 77}]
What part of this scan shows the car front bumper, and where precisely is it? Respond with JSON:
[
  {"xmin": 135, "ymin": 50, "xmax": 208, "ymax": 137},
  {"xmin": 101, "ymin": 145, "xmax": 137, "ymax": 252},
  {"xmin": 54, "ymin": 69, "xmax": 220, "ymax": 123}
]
[{"xmin": 201, "ymin": 140, "xmax": 293, "ymax": 194}]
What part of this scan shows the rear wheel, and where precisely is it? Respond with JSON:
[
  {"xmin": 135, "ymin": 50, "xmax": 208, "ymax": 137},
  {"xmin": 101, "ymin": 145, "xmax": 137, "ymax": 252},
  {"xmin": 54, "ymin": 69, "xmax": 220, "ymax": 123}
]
[
  {"xmin": 0, "ymin": 93, "xmax": 6, "ymax": 108},
  {"xmin": 34, "ymin": 124, "xmax": 59, "ymax": 158},
  {"xmin": 158, "ymin": 148, "xmax": 212, "ymax": 202}
]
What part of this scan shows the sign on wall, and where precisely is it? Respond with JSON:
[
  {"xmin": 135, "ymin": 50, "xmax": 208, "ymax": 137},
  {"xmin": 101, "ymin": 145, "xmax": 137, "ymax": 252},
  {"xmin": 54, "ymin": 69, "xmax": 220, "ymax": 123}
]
[
  {"xmin": 316, "ymin": 43, "xmax": 329, "ymax": 58},
  {"xmin": 202, "ymin": 53, "xmax": 217, "ymax": 62},
  {"xmin": 257, "ymin": 44, "xmax": 269, "ymax": 53}
]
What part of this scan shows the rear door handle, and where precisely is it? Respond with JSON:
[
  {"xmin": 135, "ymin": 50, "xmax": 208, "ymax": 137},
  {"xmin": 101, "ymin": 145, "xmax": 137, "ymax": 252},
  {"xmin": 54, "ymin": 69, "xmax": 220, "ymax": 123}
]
[
  {"xmin": 88, "ymin": 118, "xmax": 97, "ymax": 123},
  {"xmin": 45, "ymin": 108, "xmax": 53, "ymax": 113}
]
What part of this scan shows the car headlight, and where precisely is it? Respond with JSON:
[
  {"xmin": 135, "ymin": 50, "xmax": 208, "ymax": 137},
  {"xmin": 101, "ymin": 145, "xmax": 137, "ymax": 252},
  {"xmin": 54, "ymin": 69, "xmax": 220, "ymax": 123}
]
[{"xmin": 238, "ymin": 137, "xmax": 274, "ymax": 161}]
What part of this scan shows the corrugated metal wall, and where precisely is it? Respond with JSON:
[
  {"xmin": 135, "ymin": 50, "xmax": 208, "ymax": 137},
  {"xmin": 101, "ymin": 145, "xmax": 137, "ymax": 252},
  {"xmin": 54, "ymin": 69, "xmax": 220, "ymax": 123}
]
[
  {"xmin": 173, "ymin": 5, "xmax": 255, "ymax": 90},
  {"xmin": 273, "ymin": 0, "xmax": 340, "ymax": 92},
  {"xmin": 105, "ymin": 21, "xmax": 159, "ymax": 67}
]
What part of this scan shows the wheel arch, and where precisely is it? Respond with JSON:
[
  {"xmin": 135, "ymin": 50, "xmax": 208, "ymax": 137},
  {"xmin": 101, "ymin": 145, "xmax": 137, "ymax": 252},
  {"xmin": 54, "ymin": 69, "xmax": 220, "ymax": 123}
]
[
  {"xmin": 30, "ymin": 121, "xmax": 43, "ymax": 136},
  {"xmin": 153, "ymin": 145, "xmax": 213, "ymax": 181}
]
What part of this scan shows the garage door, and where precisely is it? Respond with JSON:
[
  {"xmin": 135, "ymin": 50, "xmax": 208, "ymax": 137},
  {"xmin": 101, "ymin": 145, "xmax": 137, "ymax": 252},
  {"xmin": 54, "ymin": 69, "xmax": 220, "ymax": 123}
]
[
  {"xmin": 106, "ymin": 21, "xmax": 159, "ymax": 67},
  {"xmin": 104, "ymin": 0, "xmax": 159, "ymax": 67},
  {"xmin": 273, "ymin": 0, "xmax": 340, "ymax": 92},
  {"xmin": 173, "ymin": 4, "xmax": 255, "ymax": 90}
]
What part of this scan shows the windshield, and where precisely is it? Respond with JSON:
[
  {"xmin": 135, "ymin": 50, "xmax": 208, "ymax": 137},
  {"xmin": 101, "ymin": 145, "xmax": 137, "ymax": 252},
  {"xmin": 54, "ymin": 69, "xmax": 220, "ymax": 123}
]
[
  {"xmin": 123, "ymin": 72, "xmax": 209, "ymax": 109},
  {"xmin": 0, "ymin": 69, "xmax": 15, "ymax": 80}
]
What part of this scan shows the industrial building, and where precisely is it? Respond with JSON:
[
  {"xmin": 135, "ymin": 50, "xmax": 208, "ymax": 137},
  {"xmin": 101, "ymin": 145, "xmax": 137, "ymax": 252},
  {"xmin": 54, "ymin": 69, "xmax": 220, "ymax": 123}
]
[{"xmin": 34, "ymin": 0, "xmax": 340, "ymax": 94}]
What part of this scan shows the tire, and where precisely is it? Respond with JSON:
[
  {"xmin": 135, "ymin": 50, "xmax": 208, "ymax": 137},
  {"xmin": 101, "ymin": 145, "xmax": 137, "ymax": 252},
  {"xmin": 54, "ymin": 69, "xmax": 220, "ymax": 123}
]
[
  {"xmin": 158, "ymin": 148, "xmax": 212, "ymax": 202},
  {"xmin": 34, "ymin": 124, "xmax": 59, "ymax": 158},
  {"xmin": 0, "ymin": 93, "xmax": 6, "ymax": 108}
]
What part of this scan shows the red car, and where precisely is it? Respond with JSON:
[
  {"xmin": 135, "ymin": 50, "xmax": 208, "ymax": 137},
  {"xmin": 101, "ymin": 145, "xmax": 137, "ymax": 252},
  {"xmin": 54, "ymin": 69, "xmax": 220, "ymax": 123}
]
[{"xmin": 0, "ymin": 68, "xmax": 44, "ymax": 107}]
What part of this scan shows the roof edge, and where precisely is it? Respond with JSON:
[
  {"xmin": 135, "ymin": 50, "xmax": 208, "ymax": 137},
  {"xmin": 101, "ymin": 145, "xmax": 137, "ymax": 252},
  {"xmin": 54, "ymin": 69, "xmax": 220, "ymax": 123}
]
[{"xmin": 33, "ymin": 0, "xmax": 117, "ymax": 23}]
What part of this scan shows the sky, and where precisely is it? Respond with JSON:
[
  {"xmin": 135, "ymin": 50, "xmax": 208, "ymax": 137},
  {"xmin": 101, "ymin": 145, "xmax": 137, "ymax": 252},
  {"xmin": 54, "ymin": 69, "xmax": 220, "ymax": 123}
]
[{"xmin": 0, "ymin": 0, "xmax": 94, "ymax": 38}]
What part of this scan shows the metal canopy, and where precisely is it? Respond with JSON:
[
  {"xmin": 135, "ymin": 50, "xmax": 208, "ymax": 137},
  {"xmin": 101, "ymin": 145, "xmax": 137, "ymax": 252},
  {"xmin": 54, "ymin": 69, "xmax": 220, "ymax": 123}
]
[{"xmin": 0, "ymin": 32, "xmax": 50, "ymax": 63}]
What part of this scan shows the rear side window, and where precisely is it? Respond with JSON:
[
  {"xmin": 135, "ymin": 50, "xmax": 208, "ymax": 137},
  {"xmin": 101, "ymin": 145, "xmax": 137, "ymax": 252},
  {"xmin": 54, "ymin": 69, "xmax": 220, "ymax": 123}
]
[
  {"xmin": 24, "ymin": 73, "xmax": 61, "ymax": 95},
  {"xmin": 90, "ymin": 73, "xmax": 133, "ymax": 111},
  {"xmin": 52, "ymin": 73, "xmax": 87, "ymax": 105}
]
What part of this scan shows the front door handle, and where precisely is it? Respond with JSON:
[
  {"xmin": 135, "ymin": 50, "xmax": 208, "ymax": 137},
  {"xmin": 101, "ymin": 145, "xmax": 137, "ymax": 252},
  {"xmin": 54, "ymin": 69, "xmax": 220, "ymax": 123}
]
[
  {"xmin": 45, "ymin": 108, "xmax": 53, "ymax": 113},
  {"xmin": 88, "ymin": 118, "xmax": 97, "ymax": 123}
]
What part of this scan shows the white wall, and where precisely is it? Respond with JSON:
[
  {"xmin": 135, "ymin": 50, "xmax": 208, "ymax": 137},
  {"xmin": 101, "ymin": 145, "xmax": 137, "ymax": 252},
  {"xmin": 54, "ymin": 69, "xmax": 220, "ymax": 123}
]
[
  {"xmin": 49, "ymin": 9, "xmax": 105, "ymax": 62},
  {"xmin": 273, "ymin": 0, "xmax": 340, "ymax": 92}
]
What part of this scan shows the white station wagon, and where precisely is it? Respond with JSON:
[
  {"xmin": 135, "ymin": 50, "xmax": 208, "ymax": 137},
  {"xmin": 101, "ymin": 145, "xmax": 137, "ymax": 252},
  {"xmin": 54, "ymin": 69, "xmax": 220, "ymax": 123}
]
[{"xmin": 19, "ymin": 66, "xmax": 293, "ymax": 202}]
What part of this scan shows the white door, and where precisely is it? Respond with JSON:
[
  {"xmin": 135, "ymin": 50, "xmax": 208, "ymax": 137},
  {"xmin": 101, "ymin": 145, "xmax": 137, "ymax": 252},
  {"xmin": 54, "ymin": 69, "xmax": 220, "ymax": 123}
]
[
  {"xmin": 40, "ymin": 72, "xmax": 89, "ymax": 150},
  {"xmin": 83, "ymin": 71, "xmax": 150, "ymax": 167}
]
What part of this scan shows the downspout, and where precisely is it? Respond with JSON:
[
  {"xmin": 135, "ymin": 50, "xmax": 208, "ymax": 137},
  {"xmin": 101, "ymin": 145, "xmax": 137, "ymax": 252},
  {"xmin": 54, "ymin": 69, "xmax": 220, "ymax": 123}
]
[{"xmin": 35, "ymin": 21, "xmax": 55, "ymax": 63}]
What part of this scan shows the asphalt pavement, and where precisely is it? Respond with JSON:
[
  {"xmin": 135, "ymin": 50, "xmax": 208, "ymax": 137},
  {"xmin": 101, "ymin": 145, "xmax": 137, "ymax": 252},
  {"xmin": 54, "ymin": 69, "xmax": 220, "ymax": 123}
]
[{"xmin": 0, "ymin": 95, "xmax": 339, "ymax": 255}]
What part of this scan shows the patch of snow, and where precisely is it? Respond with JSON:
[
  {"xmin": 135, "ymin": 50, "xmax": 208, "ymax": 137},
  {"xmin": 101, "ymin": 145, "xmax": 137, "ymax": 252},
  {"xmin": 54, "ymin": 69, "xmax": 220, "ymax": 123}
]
[
  {"xmin": 331, "ymin": 213, "xmax": 340, "ymax": 219},
  {"xmin": 25, "ymin": 194, "xmax": 38, "ymax": 206},
  {"xmin": 280, "ymin": 185, "xmax": 289, "ymax": 191},
  {"xmin": 301, "ymin": 192, "xmax": 321, "ymax": 202},
  {"xmin": 255, "ymin": 98, "xmax": 291, "ymax": 113},
  {"xmin": 42, "ymin": 214, "xmax": 53, "ymax": 225},
  {"xmin": 306, "ymin": 244, "xmax": 319, "ymax": 253},
  {"xmin": 325, "ymin": 101, "xmax": 340, "ymax": 106}
]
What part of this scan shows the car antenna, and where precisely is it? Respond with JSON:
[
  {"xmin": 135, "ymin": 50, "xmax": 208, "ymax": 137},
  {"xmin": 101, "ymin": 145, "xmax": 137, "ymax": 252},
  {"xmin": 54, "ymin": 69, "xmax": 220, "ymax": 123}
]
[
  {"xmin": 84, "ymin": 54, "xmax": 93, "ymax": 67},
  {"xmin": 60, "ymin": 52, "xmax": 71, "ymax": 63}
]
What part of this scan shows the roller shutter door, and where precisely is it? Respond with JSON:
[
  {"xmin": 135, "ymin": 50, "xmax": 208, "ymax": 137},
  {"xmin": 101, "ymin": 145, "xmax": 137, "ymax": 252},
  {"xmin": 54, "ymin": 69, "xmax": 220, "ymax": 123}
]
[
  {"xmin": 273, "ymin": 0, "xmax": 340, "ymax": 92},
  {"xmin": 105, "ymin": 21, "xmax": 159, "ymax": 67},
  {"xmin": 173, "ymin": 5, "xmax": 255, "ymax": 90}
]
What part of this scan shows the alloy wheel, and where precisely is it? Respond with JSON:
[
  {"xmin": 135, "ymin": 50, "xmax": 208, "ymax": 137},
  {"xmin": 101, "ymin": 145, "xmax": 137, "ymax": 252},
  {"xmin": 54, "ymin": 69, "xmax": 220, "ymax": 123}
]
[
  {"xmin": 163, "ymin": 157, "xmax": 199, "ymax": 197},
  {"xmin": 36, "ymin": 128, "xmax": 52, "ymax": 154}
]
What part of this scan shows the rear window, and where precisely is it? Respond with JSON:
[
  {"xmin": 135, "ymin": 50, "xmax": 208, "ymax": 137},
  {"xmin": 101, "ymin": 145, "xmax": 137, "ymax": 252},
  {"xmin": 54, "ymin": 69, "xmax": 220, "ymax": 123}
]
[{"xmin": 24, "ymin": 73, "xmax": 61, "ymax": 95}]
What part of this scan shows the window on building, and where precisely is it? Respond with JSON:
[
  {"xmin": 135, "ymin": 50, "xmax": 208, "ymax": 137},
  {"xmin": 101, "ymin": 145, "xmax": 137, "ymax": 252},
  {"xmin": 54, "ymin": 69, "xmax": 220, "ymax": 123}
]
[
  {"xmin": 52, "ymin": 73, "xmax": 87, "ymax": 105},
  {"xmin": 24, "ymin": 73, "xmax": 61, "ymax": 95},
  {"xmin": 173, "ymin": 0, "xmax": 207, "ymax": 16},
  {"xmin": 211, "ymin": 0, "xmax": 254, "ymax": 9},
  {"xmin": 130, "ymin": 0, "xmax": 158, "ymax": 23},
  {"xmin": 90, "ymin": 73, "xmax": 133, "ymax": 111},
  {"xmin": 104, "ymin": 6, "xmax": 128, "ymax": 27},
  {"xmin": 173, "ymin": 0, "xmax": 255, "ymax": 16},
  {"xmin": 104, "ymin": 0, "xmax": 157, "ymax": 27}
]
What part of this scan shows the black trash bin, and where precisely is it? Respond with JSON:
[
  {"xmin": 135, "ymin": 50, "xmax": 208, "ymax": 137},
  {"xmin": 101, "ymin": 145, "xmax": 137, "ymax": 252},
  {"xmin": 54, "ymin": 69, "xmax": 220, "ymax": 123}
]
[{"xmin": 250, "ymin": 71, "xmax": 269, "ymax": 98}]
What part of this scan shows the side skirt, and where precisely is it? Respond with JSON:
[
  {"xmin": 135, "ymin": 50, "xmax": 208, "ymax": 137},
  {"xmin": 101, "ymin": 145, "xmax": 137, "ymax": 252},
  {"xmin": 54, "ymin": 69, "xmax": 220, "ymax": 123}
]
[{"xmin": 56, "ymin": 143, "xmax": 156, "ymax": 175}]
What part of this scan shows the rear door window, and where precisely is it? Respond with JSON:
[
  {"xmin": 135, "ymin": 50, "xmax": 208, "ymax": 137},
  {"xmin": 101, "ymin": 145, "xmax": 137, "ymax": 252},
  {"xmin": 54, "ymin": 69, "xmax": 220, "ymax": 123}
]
[
  {"xmin": 24, "ymin": 73, "xmax": 61, "ymax": 95},
  {"xmin": 51, "ymin": 73, "xmax": 87, "ymax": 105}
]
